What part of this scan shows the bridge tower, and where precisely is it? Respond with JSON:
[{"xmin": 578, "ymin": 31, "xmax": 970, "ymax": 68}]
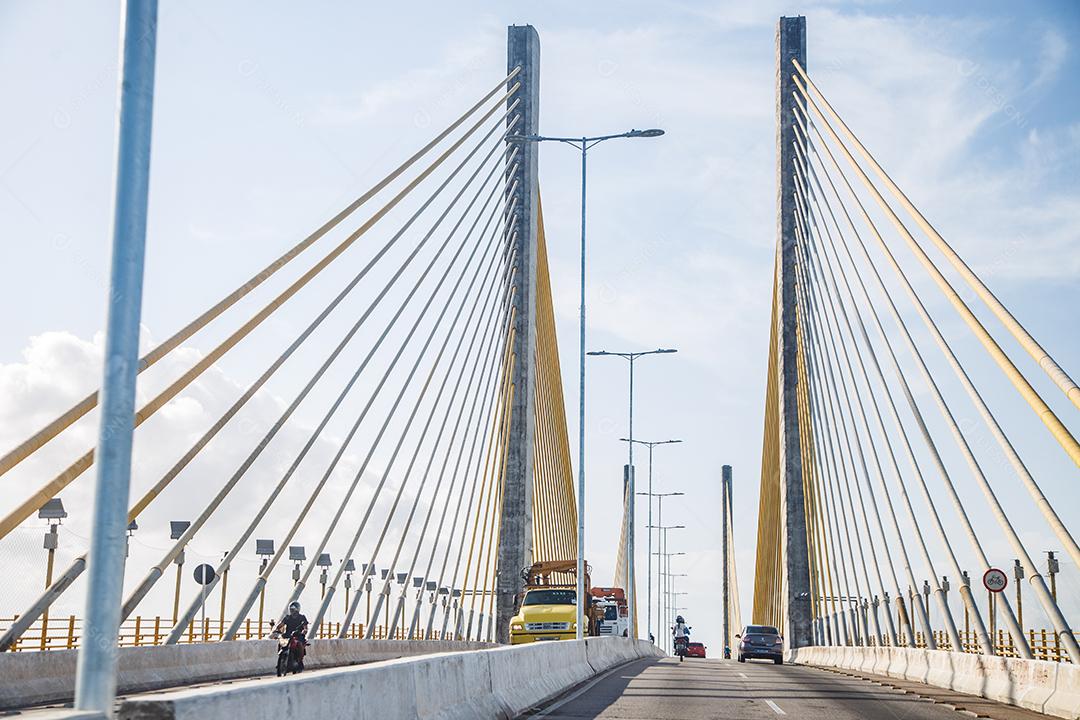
[
  {"xmin": 775, "ymin": 15, "xmax": 814, "ymax": 648},
  {"xmin": 495, "ymin": 24, "xmax": 541, "ymax": 644}
]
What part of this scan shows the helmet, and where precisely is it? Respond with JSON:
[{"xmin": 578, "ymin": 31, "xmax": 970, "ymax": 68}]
[
  {"xmin": 289, "ymin": 601, "xmax": 301, "ymax": 612},
  {"xmin": 676, "ymin": 615, "xmax": 685, "ymax": 624}
]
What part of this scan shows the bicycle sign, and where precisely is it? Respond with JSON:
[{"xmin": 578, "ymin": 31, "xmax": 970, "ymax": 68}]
[{"xmin": 983, "ymin": 568, "xmax": 1008, "ymax": 593}]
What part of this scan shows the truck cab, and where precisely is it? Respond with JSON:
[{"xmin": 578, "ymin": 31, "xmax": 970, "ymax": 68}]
[
  {"xmin": 509, "ymin": 587, "xmax": 579, "ymax": 644},
  {"xmin": 595, "ymin": 600, "xmax": 628, "ymax": 637},
  {"xmin": 589, "ymin": 587, "xmax": 628, "ymax": 637}
]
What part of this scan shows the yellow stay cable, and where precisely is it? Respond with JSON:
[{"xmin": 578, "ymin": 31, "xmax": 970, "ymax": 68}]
[
  {"xmin": 753, "ymin": 255, "xmax": 782, "ymax": 623},
  {"xmin": 794, "ymin": 73, "xmax": 1080, "ymax": 468},
  {"xmin": 0, "ymin": 71, "xmax": 524, "ymax": 480},
  {"xmin": 0, "ymin": 92, "xmax": 525, "ymax": 541},
  {"xmin": 794, "ymin": 60, "xmax": 1080, "ymax": 414},
  {"xmin": 476, "ymin": 374, "xmax": 513, "ymax": 626}
]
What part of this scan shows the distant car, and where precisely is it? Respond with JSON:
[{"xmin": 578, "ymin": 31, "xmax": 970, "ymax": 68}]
[
  {"xmin": 686, "ymin": 642, "xmax": 706, "ymax": 658},
  {"xmin": 737, "ymin": 625, "xmax": 783, "ymax": 664}
]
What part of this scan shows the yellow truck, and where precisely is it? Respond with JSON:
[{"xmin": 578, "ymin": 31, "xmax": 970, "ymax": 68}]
[{"xmin": 509, "ymin": 560, "xmax": 606, "ymax": 644}]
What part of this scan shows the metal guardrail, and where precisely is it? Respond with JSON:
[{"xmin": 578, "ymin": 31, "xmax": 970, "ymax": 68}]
[
  {"xmin": 0, "ymin": 616, "xmax": 447, "ymax": 651},
  {"xmin": 855, "ymin": 628, "xmax": 1076, "ymax": 663}
]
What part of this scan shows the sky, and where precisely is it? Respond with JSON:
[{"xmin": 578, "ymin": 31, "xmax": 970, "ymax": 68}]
[{"xmin": 1, "ymin": 1, "xmax": 1079, "ymax": 651}]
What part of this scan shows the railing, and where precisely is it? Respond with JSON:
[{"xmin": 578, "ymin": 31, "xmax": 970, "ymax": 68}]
[
  {"xmin": 917, "ymin": 629, "xmax": 1073, "ymax": 663},
  {"xmin": 0, "ymin": 616, "xmax": 448, "ymax": 651},
  {"xmin": 824, "ymin": 625, "xmax": 1075, "ymax": 663}
]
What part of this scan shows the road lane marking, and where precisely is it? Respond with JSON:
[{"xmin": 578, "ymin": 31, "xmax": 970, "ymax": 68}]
[
  {"xmin": 738, "ymin": 672, "xmax": 748, "ymax": 679},
  {"xmin": 764, "ymin": 699, "xmax": 786, "ymax": 715}
]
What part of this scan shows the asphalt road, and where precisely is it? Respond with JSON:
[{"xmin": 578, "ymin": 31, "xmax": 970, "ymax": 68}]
[{"xmin": 524, "ymin": 656, "xmax": 1055, "ymax": 720}]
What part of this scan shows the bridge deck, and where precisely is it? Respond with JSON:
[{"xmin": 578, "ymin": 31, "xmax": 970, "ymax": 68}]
[{"xmin": 524, "ymin": 656, "xmax": 1056, "ymax": 720}]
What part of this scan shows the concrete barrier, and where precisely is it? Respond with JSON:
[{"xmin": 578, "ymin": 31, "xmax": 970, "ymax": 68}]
[
  {"xmin": 788, "ymin": 645, "xmax": 1080, "ymax": 720},
  {"xmin": 114, "ymin": 637, "xmax": 662, "ymax": 719},
  {"xmin": 0, "ymin": 639, "xmax": 493, "ymax": 711},
  {"xmin": 584, "ymin": 635, "xmax": 647, "ymax": 672}
]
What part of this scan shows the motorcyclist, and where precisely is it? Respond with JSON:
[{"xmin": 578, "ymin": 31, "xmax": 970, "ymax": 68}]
[
  {"xmin": 672, "ymin": 615, "xmax": 692, "ymax": 661},
  {"xmin": 276, "ymin": 602, "xmax": 310, "ymax": 641},
  {"xmin": 275, "ymin": 602, "xmax": 309, "ymax": 675},
  {"xmin": 672, "ymin": 615, "xmax": 691, "ymax": 641}
]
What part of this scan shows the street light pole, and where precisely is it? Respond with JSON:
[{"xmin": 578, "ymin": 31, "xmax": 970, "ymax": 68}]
[
  {"xmin": 628, "ymin": 440, "xmax": 681, "ymax": 644},
  {"xmin": 589, "ymin": 348, "xmax": 677, "ymax": 639},
  {"xmin": 666, "ymin": 571, "xmax": 688, "ymax": 653},
  {"xmin": 672, "ymin": 588, "xmax": 689, "ymax": 650},
  {"xmin": 75, "ymin": 2, "xmax": 158, "ymax": 712},
  {"xmin": 514, "ymin": 128, "xmax": 664, "ymax": 641},
  {"xmin": 653, "ymin": 540, "xmax": 685, "ymax": 653},
  {"xmin": 644, "ymin": 493, "xmax": 683, "ymax": 644}
]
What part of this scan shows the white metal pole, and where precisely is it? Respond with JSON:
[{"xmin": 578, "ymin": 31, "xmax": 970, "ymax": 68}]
[
  {"xmin": 646, "ymin": 446, "xmax": 653, "ymax": 642},
  {"xmin": 626, "ymin": 361, "xmax": 635, "ymax": 638},
  {"xmin": 576, "ymin": 140, "xmax": 587, "ymax": 641},
  {"xmin": 74, "ymin": 1, "xmax": 158, "ymax": 712},
  {"xmin": 657, "ymin": 498, "xmax": 664, "ymax": 650}
]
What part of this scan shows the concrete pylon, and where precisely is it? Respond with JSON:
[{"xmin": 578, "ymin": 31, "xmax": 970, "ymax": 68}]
[
  {"xmin": 776, "ymin": 15, "xmax": 813, "ymax": 648},
  {"xmin": 495, "ymin": 24, "xmax": 540, "ymax": 644},
  {"xmin": 721, "ymin": 464, "xmax": 732, "ymax": 653}
]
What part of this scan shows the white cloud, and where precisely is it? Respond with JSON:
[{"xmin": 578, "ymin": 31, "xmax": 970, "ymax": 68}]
[
  {"xmin": 0, "ymin": 327, "xmax": 476, "ymax": 630},
  {"xmin": 1034, "ymin": 27, "xmax": 1068, "ymax": 88}
]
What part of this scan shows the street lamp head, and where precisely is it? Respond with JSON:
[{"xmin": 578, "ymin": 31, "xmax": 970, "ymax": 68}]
[
  {"xmin": 38, "ymin": 498, "xmax": 67, "ymax": 521},
  {"xmin": 628, "ymin": 128, "xmax": 665, "ymax": 138},
  {"xmin": 586, "ymin": 350, "xmax": 609, "ymax": 356},
  {"xmin": 655, "ymin": 348, "xmax": 677, "ymax": 354}
]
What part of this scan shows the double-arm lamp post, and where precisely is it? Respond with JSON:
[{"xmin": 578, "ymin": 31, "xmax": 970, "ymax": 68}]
[
  {"xmin": 660, "ymin": 566, "xmax": 687, "ymax": 652},
  {"xmin": 652, "ymin": 527, "xmax": 684, "ymax": 651},
  {"xmin": 642, "ymin": 492, "xmax": 683, "ymax": 643},
  {"xmin": 589, "ymin": 348, "xmax": 676, "ymax": 638},
  {"xmin": 624, "ymin": 439, "xmax": 681, "ymax": 645},
  {"xmin": 512, "ymin": 128, "xmax": 663, "ymax": 640}
]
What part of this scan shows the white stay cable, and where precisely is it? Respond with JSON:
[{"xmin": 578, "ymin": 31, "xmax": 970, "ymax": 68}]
[
  {"xmin": 798, "ymin": 103, "xmax": 1075, "ymax": 660},
  {"xmin": 794, "ymin": 209, "xmax": 928, "ymax": 647},
  {"xmin": 357, "ymin": 213, "xmax": 515, "ymax": 640},
  {"xmin": 797, "ymin": 135, "xmax": 1000, "ymax": 657},
  {"xmin": 388, "ymin": 263, "xmax": 516, "ymax": 639},
  {"xmin": 218, "ymin": 143, "xmax": 519, "ymax": 640},
  {"xmin": 798, "ymin": 165, "xmax": 966, "ymax": 653},
  {"xmin": 795, "ymin": 78, "xmax": 1080, "ymax": 562},
  {"xmin": 794, "ymin": 209, "xmax": 887, "ymax": 646},
  {"xmin": 420, "ymin": 305, "xmax": 515, "ymax": 640},
  {"xmin": 794, "ymin": 60, "xmax": 1080, "ymax": 414},
  {"xmin": 305, "ymin": 178, "xmax": 516, "ymax": 636}
]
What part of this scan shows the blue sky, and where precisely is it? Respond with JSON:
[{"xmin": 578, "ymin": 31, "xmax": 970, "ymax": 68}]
[{"xmin": 1, "ymin": 1, "xmax": 1078, "ymax": 649}]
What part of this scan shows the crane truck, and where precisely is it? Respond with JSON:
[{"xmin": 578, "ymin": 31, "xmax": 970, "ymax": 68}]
[{"xmin": 509, "ymin": 560, "xmax": 627, "ymax": 644}]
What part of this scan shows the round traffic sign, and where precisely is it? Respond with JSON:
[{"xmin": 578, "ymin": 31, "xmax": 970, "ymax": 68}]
[
  {"xmin": 193, "ymin": 563, "xmax": 216, "ymax": 585},
  {"xmin": 983, "ymin": 568, "xmax": 1008, "ymax": 593}
]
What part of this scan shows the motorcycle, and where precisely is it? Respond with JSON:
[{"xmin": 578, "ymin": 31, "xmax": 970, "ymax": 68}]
[
  {"xmin": 273, "ymin": 624, "xmax": 307, "ymax": 676},
  {"xmin": 674, "ymin": 635, "xmax": 690, "ymax": 662}
]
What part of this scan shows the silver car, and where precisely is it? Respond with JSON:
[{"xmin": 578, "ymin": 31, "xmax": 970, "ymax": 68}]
[{"xmin": 736, "ymin": 625, "xmax": 784, "ymax": 664}]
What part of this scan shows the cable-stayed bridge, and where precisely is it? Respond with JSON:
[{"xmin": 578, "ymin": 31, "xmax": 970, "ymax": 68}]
[{"xmin": 1, "ymin": 9, "xmax": 1078, "ymax": 720}]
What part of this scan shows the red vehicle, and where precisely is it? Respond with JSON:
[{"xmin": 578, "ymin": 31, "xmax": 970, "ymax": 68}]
[{"xmin": 686, "ymin": 642, "xmax": 707, "ymax": 658}]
